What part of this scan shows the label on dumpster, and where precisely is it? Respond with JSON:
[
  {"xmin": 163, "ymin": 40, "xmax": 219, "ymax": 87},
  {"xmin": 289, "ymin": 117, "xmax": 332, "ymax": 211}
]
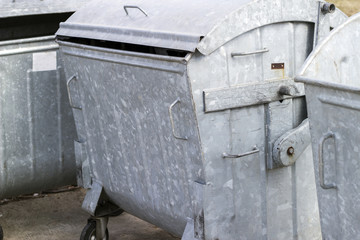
[{"xmin": 32, "ymin": 51, "xmax": 57, "ymax": 72}]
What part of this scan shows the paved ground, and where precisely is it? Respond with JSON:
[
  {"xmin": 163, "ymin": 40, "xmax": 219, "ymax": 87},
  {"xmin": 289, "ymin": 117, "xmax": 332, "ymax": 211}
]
[{"xmin": 0, "ymin": 188, "xmax": 179, "ymax": 240}]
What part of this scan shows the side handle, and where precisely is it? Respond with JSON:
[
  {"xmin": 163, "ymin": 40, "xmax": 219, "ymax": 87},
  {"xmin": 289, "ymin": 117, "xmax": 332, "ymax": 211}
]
[
  {"xmin": 66, "ymin": 74, "xmax": 82, "ymax": 110},
  {"xmin": 231, "ymin": 48, "xmax": 269, "ymax": 57},
  {"xmin": 169, "ymin": 98, "xmax": 188, "ymax": 140},
  {"xmin": 318, "ymin": 131, "xmax": 337, "ymax": 189}
]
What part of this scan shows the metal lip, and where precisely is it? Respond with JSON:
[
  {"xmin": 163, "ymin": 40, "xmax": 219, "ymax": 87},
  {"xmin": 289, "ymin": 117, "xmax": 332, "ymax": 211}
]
[
  {"xmin": 57, "ymin": 22, "xmax": 202, "ymax": 53},
  {"xmin": 0, "ymin": 35, "xmax": 55, "ymax": 47},
  {"xmin": 0, "ymin": 44, "xmax": 59, "ymax": 57},
  {"xmin": 295, "ymin": 76, "xmax": 360, "ymax": 93},
  {"xmin": 56, "ymin": 40, "xmax": 190, "ymax": 63}
]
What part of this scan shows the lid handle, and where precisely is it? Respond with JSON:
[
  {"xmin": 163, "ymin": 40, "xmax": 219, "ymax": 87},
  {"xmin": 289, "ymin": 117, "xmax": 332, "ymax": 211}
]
[{"xmin": 123, "ymin": 5, "xmax": 148, "ymax": 17}]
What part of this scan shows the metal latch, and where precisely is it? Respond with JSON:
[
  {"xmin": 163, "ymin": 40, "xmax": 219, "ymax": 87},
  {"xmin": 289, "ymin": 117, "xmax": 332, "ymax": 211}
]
[{"xmin": 272, "ymin": 119, "xmax": 311, "ymax": 168}]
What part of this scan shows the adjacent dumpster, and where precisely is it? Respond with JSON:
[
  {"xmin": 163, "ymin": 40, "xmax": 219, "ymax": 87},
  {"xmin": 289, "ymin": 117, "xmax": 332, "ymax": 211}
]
[
  {"xmin": 0, "ymin": 0, "xmax": 87, "ymax": 199},
  {"xmin": 296, "ymin": 13, "xmax": 360, "ymax": 240},
  {"xmin": 56, "ymin": 0, "xmax": 347, "ymax": 239}
]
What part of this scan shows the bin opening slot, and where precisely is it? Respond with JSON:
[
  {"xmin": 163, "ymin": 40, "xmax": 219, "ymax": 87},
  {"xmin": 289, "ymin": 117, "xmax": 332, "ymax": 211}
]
[
  {"xmin": 56, "ymin": 36, "xmax": 189, "ymax": 58},
  {"xmin": 0, "ymin": 12, "xmax": 73, "ymax": 41}
]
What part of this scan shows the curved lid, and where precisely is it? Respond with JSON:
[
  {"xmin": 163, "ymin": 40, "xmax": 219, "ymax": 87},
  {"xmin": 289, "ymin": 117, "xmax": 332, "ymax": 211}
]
[
  {"xmin": 298, "ymin": 12, "xmax": 360, "ymax": 89},
  {"xmin": 56, "ymin": 0, "xmax": 252, "ymax": 52},
  {"xmin": 56, "ymin": 0, "xmax": 347, "ymax": 54},
  {"xmin": 0, "ymin": 0, "xmax": 88, "ymax": 18}
]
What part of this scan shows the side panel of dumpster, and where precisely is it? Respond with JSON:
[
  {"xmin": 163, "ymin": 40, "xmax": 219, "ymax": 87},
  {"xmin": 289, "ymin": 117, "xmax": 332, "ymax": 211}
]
[
  {"xmin": 0, "ymin": 37, "xmax": 77, "ymax": 198},
  {"xmin": 297, "ymin": 14, "xmax": 360, "ymax": 240},
  {"xmin": 188, "ymin": 21, "xmax": 320, "ymax": 240},
  {"xmin": 60, "ymin": 43, "xmax": 204, "ymax": 237},
  {"xmin": 304, "ymin": 85, "xmax": 360, "ymax": 240}
]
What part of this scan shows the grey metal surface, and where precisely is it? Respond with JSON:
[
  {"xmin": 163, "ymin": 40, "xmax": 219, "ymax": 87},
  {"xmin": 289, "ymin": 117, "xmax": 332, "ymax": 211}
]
[
  {"xmin": 56, "ymin": 0, "xmax": 252, "ymax": 52},
  {"xmin": 296, "ymin": 13, "xmax": 360, "ymax": 240},
  {"xmin": 0, "ymin": 0, "xmax": 88, "ymax": 18},
  {"xmin": 187, "ymin": 20, "xmax": 320, "ymax": 240},
  {"xmin": 59, "ymin": 41, "xmax": 203, "ymax": 237},
  {"xmin": 203, "ymin": 78, "xmax": 305, "ymax": 113},
  {"xmin": 56, "ymin": 0, "xmax": 346, "ymax": 54},
  {"xmin": 0, "ymin": 36, "xmax": 77, "ymax": 199},
  {"xmin": 57, "ymin": 0, "xmax": 347, "ymax": 239},
  {"xmin": 272, "ymin": 119, "xmax": 311, "ymax": 168},
  {"xmin": 197, "ymin": 0, "xmax": 347, "ymax": 55}
]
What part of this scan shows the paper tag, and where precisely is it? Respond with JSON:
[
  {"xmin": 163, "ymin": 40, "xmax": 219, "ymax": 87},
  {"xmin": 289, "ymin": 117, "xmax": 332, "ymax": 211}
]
[{"xmin": 32, "ymin": 51, "xmax": 57, "ymax": 72}]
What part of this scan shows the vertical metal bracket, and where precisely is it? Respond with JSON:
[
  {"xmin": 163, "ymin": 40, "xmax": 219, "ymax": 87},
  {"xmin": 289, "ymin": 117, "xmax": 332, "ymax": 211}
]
[{"xmin": 82, "ymin": 181, "xmax": 103, "ymax": 216}]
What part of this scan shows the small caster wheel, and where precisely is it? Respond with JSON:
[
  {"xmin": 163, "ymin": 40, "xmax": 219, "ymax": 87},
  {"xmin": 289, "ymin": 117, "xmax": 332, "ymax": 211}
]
[
  {"xmin": 80, "ymin": 221, "xmax": 109, "ymax": 240},
  {"xmin": 0, "ymin": 225, "xmax": 3, "ymax": 240}
]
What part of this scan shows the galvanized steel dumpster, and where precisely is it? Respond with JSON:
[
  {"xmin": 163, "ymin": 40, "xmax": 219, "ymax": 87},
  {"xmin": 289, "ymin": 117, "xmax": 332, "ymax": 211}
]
[
  {"xmin": 56, "ymin": 0, "xmax": 347, "ymax": 239},
  {"xmin": 296, "ymin": 13, "xmax": 360, "ymax": 240},
  {"xmin": 0, "ymin": 0, "xmax": 87, "ymax": 199}
]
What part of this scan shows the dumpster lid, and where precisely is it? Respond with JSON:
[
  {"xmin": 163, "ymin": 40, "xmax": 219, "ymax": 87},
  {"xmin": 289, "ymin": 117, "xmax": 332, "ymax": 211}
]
[
  {"xmin": 56, "ymin": 0, "xmax": 347, "ymax": 55},
  {"xmin": 0, "ymin": 0, "xmax": 88, "ymax": 18},
  {"xmin": 297, "ymin": 13, "xmax": 360, "ymax": 89},
  {"xmin": 56, "ymin": 0, "xmax": 253, "ymax": 53}
]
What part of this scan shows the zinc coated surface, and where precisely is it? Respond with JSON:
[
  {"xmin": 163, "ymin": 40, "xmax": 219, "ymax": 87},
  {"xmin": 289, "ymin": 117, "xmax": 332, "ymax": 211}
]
[
  {"xmin": 60, "ymin": 43, "xmax": 203, "ymax": 236},
  {"xmin": 297, "ymin": 13, "xmax": 360, "ymax": 240},
  {"xmin": 56, "ymin": 0, "xmax": 252, "ymax": 52},
  {"xmin": 0, "ymin": 36, "xmax": 77, "ymax": 199},
  {"xmin": 57, "ymin": 0, "xmax": 348, "ymax": 239},
  {"xmin": 57, "ymin": 0, "xmax": 346, "ymax": 54},
  {"xmin": 187, "ymin": 21, "xmax": 320, "ymax": 240},
  {"xmin": 0, "ymin": 0, "xmax": 88, "ymax": 18}
]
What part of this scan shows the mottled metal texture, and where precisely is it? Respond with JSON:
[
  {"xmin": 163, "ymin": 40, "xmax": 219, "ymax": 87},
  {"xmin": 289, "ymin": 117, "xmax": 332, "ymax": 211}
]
[
  {"xmin": 188, "ymin": 21, "xmax": 319, "ymax": 240},
  {"xmin": 57, "ymin": 0, "xmax": 347, "ymax": 239},
  {"xmin": 0, "ymin": 0, "xmax": 88, "ymax": 18},
  {"xmin": 59, "ymin": 42, "xmax": 204, "ymax": 236},
  {"xmin": 296, "ymin": 13, "xmax": 360, "ymax": 240},
  {"xmin": 197, "ymin": 0, "xmax": 346, "ymax": 55},
  {"xmin": 56, "ymin": 0, "xmax": 347, "ymax": 54},
  {"xmin": 56, "ymin": 0, "xmax": 254, "ymax": 52},
  {"xmin": 0, "ymin": 36, "xmax": 77, "ymax": 199}
]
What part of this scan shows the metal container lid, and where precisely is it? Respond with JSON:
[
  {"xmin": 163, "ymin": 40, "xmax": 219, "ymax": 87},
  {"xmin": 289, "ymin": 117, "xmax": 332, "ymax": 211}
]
[
  {"xmin": 297, "ymin": 12, "xmax": 360, "ymax": 90},
  {"xmin": 56, "ymin": 0, "xmax": 252, "ymax": 52},
  {"xmin": 0, "ymin": 0, "xmax": 88, "ymax": 18}
]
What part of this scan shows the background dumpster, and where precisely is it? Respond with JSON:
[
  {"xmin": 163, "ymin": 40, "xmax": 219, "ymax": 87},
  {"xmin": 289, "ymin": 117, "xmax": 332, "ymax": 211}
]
[
  {"xmin": 56, "ymin": 0, "xmax": 347, "ymax": 239},
  {"xmin": 0, "ymin": 0, "xmax": 87, "ymax": 200},
  {"xmin": 296, "ymin": 13, "xmax": 360, "ymax": 240}
]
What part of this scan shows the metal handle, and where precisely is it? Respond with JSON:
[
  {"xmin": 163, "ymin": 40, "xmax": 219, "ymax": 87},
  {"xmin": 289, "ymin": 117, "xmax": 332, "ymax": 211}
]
[
  {"xmin": 66, "ymin": 75, "xmax": 82, "ymax": 110},
  {"xmin": 231, "ymin": 48, "xmax": 269, "ymax": 57},
  {"xmin": 318, "ymin": 132, "xmax": 337, "ymax": 189},
  {"xmin": 223, "ymin": 147, "xmax": 259, "ymax": 159},
  {"xmin": 169, "ymin": 98, "xmax": 188, "ymax": 140},
  {"xmin": 124, "ymin": 5, "xmax": 148, "ymax": 17}
]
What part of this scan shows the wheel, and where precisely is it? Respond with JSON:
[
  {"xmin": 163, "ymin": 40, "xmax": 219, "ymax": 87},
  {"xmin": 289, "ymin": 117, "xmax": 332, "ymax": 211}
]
[
  {"xmin": 0, "ymin": 225, "xmax": 3, "ymax": 240},
  {"xmin": 80, "ymin": 221, "xmax": 109, "ymax": 240}
]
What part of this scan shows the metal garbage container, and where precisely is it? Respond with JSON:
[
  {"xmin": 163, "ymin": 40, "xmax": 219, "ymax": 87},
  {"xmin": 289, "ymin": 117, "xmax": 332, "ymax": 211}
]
[
  {"xmin": 56, "ymin": 0, "xmax": 347, "ymax": 239},
  {"xmin": 0, "ymin": 0, "xmax": 87, "ymax": 200},
  {"xmin": 296, "ymin": 13, "xmax": 360, "ymax": 240}
]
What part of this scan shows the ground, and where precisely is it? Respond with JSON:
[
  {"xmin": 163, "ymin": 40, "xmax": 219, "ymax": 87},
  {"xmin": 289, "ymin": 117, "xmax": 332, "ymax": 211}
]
[
  {"xmin": 0, "ymin": 189, "xmax": 179, "ymax": 240},
  {"xmin": 328, "ymin": 0, "xmax": 360, "ymax": 16}
]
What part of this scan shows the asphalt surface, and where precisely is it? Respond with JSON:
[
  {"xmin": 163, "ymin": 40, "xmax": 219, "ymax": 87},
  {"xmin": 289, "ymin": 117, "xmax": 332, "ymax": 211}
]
[{"xmin": 0, "ymin": 188, "xmax": 179, "ymax": 240}]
